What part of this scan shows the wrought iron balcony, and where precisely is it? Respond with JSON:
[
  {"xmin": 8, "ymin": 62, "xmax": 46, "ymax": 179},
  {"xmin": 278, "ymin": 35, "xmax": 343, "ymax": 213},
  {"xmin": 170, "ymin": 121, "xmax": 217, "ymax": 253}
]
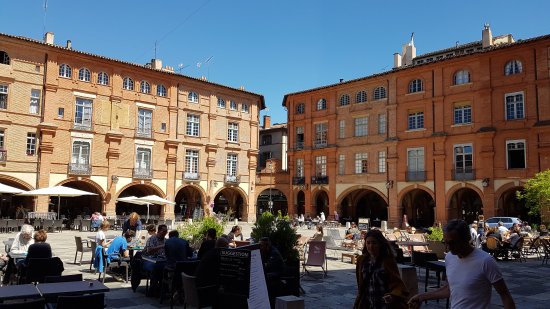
[
  {"xmin": 452, "ymin": 167, "xmax": 475, "ymax": 181},
  {"xmin": 72, "ymin": 122, "xmax": 92, "ymax": 131},
  {"xmin": 68, "ymin": 163, "xmax": 92, "ymax": 175},
  {"xmin": 183, "ymin": 172, "xmax": 200, "ymax": 181},
  {"xmin": 295, "ymin": 141, "xmax": 304, "ymax": 150},
  {"xmin": 133, "ymin": 168, "xmax": 153, "ymax": 179},
  {"xmin": 313, "ymin": 141, "xmax": 327, "ymax": 149},
  {"xmin": 0, "ymin": 149, "xmax": 6, "ymax": 163},
  {"xmin": 406, "ymin": 171, "xmax": 426, "ymax": 182},
  {"xmin": 311, "ymin": 175, "xmax": 329, "ymax": 184},
  {"xmin": 292, "ymin": 177, "xmax": 305, "ymax": 185},
  {"xmin": 135, "ymin": 128, "xmax": 152, "ymax": 139},
  {"xmin": 224, "ymin": 175, "xmax": 240, "ymax": 184}
]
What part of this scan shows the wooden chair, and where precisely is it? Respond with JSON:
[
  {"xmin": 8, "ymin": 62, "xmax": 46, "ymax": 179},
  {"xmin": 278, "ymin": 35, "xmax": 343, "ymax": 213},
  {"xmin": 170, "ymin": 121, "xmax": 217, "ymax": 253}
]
[
  {"xmin": 56, "ymin": 292, "xmax": 104, "ymax": 309},
  {"xmin": 486, "ymin": 236, "xmax": 505, "ymax": 259},
  {"xmin": 302, "ymin": 240, "xmax": 327, "ymax": 278},
  {"xmin": 181, "ymin": 272, "xmax": 216, "ymax": 309}
]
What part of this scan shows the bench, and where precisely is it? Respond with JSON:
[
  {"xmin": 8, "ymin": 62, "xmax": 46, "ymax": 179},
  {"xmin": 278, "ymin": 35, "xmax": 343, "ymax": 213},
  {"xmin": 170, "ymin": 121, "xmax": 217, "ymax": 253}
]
[{"xmin": 341, "ymin": 252, "xmax": 357, "ymax": 264}]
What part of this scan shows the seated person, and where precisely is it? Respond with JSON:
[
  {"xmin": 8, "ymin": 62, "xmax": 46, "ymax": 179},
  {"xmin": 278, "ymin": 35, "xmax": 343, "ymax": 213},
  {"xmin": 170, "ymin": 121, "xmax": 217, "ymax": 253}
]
[
  {"xmin": 96, "ymin": 220, "xmax": 112, "ymax": 247},
  {"xmin": 310, "ymin": 225, "xmax": 323, "ymax": 241},
  {"xmin": 2, "ymin": 224, "xmax": 34, "ymax": 285},
  {"xmin": 143, "ymin": 224, "xmax": 157, "ymax": 245},
  {"xmin": 106, "ymin": 230, "xmax": 135, "ymax": 260},
  {"xmin": 165, "ymin": 230, "xmax": 192, "ymax": 267},
  {"xmin": 142, "ymin": 225, "xmax": 168, "ymax": 295},
  {"xmin": 197, "ymin": 228, "xmax": 216, "ymax": 260},
  {"xmin": 25, "ymin": 229, "xmax": 52, "ymax": 260},
  {"xmin": 195, "ymin": 237, "xmax": 229, "ymax": 288},
  {"xmin": 227, "ymin": 225, "xmax": 243, "ymax": 241},
  {"xmin": 259, "ymin": 237, "xmax": 285, "ymax": 308},
  {"xmin": 143, "ymin": 224, "xmax": 167, "ymax": 257},
  {"xmin": 346, "ymin": 223, "xmax": 360, "ymax": 240}
]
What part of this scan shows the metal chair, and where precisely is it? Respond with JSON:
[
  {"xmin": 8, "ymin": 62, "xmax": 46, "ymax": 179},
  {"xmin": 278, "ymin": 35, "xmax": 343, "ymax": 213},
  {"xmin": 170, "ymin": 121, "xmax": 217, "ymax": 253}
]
[
  {"xmin": 74, "ymin": 236, "xmax": 91, "ymax": 265},
  {"xmin": 160, "ymin": 260, "xmax": 200, "ymax": 308},
  {"xmin": 6, "ymin": 220, "xmax": 18, "ymax": 233},
  {"xmin": 81, "ymin": 219, "xmax": 91, "ymax": 231}
]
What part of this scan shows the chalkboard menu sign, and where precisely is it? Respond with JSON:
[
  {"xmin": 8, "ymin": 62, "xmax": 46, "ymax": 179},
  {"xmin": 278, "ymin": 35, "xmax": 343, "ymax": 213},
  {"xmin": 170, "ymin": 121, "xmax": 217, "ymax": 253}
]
[
  {"xmin": 358, "ymin": 217, "xmax": 370, "ymax": 230},
  {"xmin": 219, "ymin": 248, "xmax": 251, "ymax": 296}
]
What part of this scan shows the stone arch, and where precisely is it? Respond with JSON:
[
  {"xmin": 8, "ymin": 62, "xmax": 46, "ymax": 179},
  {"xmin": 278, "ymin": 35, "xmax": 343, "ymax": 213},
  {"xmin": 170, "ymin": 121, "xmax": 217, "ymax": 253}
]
[
  {"xmin": 256, "ymin": 188, "xmax": 288, "ymax": 216},
  {"xmin": 115, "ymin": 181, "xmax": 165, "ymax": 200},
  {"xmin": 399, "ymin": 186, "xmax": 435, "ymax": 228},
  {"xmin": 336, "ymin": 185, "xmax": 389, "ymax": 206},
  {"xmin": 446, "ymin": 185, "xmax": 484, "ymax": 223},
  {"xmin": 114, "ymin": 182, "xmax": 166, "ymax": 217},
  {"xmin": 0, "ymin": 175, "xmax": 34, "ymax": 190},
  {"xmin": 56, "ymin": 177, "xmax": 107, "ymax": 200},
  {"xmin": 495, "ymin": 183, "xmax": 536, "ymax": 223},
  {"xmin": 212, "ymin": 186, "xmax": 248, "ymax": 220},
  {"xmin": 312, "ymin": 188, "xmax": 329, "ymax": 217},
  {"xmin": 337, "ymin": 186, "xmax": 388, "ymax": 226},
  {"xmin": 51, "ymin": 178, "xmax": 106, "ymax": 218},
  {"xmin": 174, "ymin": 184, "xmax": 207, "ymax": 220},
  {"xmin": 295, "ymin": 190, "xmax": 305, "ymax": 215},
  {"xmin": 0, "ymin": 175, "xmax": 35, "ymax": 218}
]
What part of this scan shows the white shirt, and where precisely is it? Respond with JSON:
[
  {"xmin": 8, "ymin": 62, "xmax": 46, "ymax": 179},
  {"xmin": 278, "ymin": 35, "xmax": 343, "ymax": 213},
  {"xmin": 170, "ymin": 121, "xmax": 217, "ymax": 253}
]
[
  {"xmin": 445, "ymin": 249, "xmax": 503, "ymax": 309},
  {"xmin": 498, "ymin": 226, "xmax": 508, "ymax": 236},
  {"xmin": 96, "ymin": 230, "xmax": 106, "ymax": 245}
]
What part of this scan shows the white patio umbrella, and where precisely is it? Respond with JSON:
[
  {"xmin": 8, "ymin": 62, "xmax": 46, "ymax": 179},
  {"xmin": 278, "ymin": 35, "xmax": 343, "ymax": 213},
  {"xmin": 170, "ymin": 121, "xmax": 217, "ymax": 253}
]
[
  {"xmin": 116, "ymin": 196, "xmax": 153, "ymax": 222},
  {"xmin": 0, "ymin": 183, "xmax": 26, "ymax": 194},
  {"xmin": 18, "ymin": 185, "xmax": 97, "ymax": 219},
  {"xmin": 135, "ymin": 195, "xmax": 175, "ymax": 222}
]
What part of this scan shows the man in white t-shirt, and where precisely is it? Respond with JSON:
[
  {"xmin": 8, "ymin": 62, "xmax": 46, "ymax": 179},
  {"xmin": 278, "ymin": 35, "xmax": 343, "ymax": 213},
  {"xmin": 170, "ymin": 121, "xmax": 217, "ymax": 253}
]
[{"xmin": 408, "ymin": 219, "xmax": 515, "ymax": 309}]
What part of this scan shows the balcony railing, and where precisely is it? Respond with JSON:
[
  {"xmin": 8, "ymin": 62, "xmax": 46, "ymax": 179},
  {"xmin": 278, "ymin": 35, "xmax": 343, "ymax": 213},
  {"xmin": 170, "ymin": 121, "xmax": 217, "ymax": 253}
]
[
  {"xmin": 295, "ymin": 141, "xmax": 304, "ymax": 150},
  {"xmin": 72, "ymin": 122, "xmax": 92, "ymax": 131},
  {"xmin": 68, "ymin": 163, "xmax": 92, "ymax": 175},
  {"xmin": 0, "ymin": 149, "xmax": 6, "ymax": 163},
  {"xmin": 135, "ymin": 128, "xmax": 152, "ymax": 139},
  {"xmin": 313, "ymin": 141, "xmax": 327, "ymax": 149},
  {"xmin": 183, "ymin": 172, "xmax": 200, "ymax": 181},
  {"xmin": 406, "ymin": 171, "xmax": 426, "ymax": 182},
  {"xmin": 133, "ymin": 168, "xmax": 153, "ymax": 179},
  {"xmin": 292, "ymin": 177, "xmax": 305, "ymax": 185},
  {"xmin": 311, "ymin": 175, "xmax": 329, "ymax": 184},
  {"xmin": 452, "ymin": 167, "xmax": 475, "ymax": 181},
  {"xmin": 224, "ymin": 175, "xmax": 240, "ymax": 184}
]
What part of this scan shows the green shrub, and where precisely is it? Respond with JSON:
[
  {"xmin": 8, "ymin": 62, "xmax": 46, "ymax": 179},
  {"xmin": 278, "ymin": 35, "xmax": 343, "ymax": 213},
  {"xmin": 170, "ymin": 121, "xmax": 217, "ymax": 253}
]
[
  {"xmin": 177, "ymin": 216, "xmax": 224, "ymax": 250},
  {"xmin": 251, "ymin": 212, "xmax": 299, "ymax": 263},
  {"xmin": 425, "ymin": 226, "xmax": 444, "ymax": 241}
]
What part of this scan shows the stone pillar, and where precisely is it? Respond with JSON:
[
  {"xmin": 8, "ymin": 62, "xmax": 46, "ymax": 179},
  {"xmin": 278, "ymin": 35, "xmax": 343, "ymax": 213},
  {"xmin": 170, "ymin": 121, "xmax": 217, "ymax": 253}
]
[
  {"xmin": 246, "ymin": 149, "xmax": 259, "ymax": 222},
  {"xmin": 433, "ymin": 136, "xmax": 447, "ymax": 223},
  {"xmin": 164, "ymin": 139, "xmax": 179, "ymax": 219},
  {"xmin": 36, "ymin": 123, "xmax": 58, "ymax": 212},
  {"xmin": 105, "ymin": 131, "xmax": 123, "ymax": 217}
]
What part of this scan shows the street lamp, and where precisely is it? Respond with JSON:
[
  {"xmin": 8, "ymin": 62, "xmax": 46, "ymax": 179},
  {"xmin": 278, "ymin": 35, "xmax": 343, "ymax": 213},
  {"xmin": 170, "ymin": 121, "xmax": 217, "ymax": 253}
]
[{"xmin": 268, "ymin": 161, "xmax": 273, "ymax": 213}]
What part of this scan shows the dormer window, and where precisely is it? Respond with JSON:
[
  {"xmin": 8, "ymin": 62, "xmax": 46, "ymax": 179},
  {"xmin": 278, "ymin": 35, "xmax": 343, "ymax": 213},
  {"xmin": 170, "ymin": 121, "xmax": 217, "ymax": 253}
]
[
  {"xmin": 123, "ymin": 77, "xmax": 134, "ymax": 90},
  {"xmin": 356, "ymin": 91, "xmax": 367, "ymax": 103},
  {"xmin": 59, "ymin": 64, "xmax": 72, "ymax": 78},
  {"xmin": 140, "ymin": 81, "xmax": 151, "ymax": 94},
  {"xmin": 317, "ymin": 98, "xmax": 327, "ymax": 110},
  {"xmin": 408, "ymin": 79, "xmax": 423, "ymax": 93},
  {"xmin": 78, "ymin": 68, "xmax": 91, "ymax": 82},
  {"xmin": 454, "ymin": 70, "xmax": 470, "ymax": 85},
  {"xmin": 505, "ymin": 60, "xmax": 522, "ymax": 75},
  {"xmin": 0, "ymin": 51, "xmax": 10, "ymax": 65},
  {"xmin": 339, "ymin": 94, "xmax": 350, "ymax": 106}
]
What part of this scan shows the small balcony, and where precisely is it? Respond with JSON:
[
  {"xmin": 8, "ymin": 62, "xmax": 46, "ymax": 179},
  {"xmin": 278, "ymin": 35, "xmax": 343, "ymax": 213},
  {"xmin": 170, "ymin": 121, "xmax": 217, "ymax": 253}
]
[
  {"xmin": 295, "ymin": 141, "xmax": 304, "ymax": 150},
  {"xmin": 183, "ymin": 172, "xmax": 200, "ymax": 181},
  {"xmin": 224, "ymin": 175, "xmax": 240, "ymax": 184},
  {"xmin": 314, "ymin": 141, "xmax": 327, "ymax": 149},
  {"xmin": 72, "ymin": 122, "xmax": 92, "ymax": 131},
  {"xmin": 0, "ymin": 149, "xmax": 6, "ymax": 163},
  {"xmin": 135, "ymin": 128, "xmax": 152, "ymax": 139},
  {"xmin": 68, "ymin": 163, "xmax": 92, "ymax": 175},
  {"xmin": 292, "ymin": 177, "xmax": 305, "ymax": 185},
  {"xmin": 311, "ymin": 175, "xmax": 329, "ymax": 184},
  {"xmin": 133, "ymin": 168, "xmax": 153, "ymax": 179},
  {"xmin": 452, "ymin": 167, "xmax": 475, "ymax": 181},
  {"xmin": 406, "ymin": 171, "xmax": 426, "ymax": 182}
]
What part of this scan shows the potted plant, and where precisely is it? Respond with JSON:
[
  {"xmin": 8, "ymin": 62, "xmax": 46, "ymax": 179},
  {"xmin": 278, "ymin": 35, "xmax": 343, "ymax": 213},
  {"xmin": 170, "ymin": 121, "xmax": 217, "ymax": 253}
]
[
  {"xmin": 425, "ymin": 226, "xmax": 446, "ymax": 259},
  {"xmin": 177, "ymin": 216, "xmax": 224, "ymax": 250}
]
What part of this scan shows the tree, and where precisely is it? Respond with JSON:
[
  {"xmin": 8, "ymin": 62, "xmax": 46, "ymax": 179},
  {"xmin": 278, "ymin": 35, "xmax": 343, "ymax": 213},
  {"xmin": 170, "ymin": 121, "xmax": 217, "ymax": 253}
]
[{"xmin": 517, "ymin": 169, "xmax": 550, "ymax": 223}]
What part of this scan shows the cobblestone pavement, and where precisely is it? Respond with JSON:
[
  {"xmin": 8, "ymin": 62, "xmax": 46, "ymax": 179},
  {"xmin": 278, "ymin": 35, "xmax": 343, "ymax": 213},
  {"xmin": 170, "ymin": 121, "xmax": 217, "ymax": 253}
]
[{"xmin": 1, "ymin": 223, "xmax": 549, "ymax": 308}]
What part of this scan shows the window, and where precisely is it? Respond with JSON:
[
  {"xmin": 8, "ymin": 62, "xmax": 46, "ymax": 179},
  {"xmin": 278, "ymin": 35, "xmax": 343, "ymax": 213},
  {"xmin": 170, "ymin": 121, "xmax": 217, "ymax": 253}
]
[
  {"xmin": 314, "ymin": 123, "xmax": 328, "ymax": 148},
  {"xmin": 505, "ymin": 60, "xmax": 523, "ymax": 75},
  {"xmin": 373, "ymin": 87, "xmax": 387, "ymax": 100},
  {"xmin": 338, "ymin": 120, "xmax": 345, "ymax": 139},
  {"xmin": 378, "ymin": 114, "xmax": 386, "ymax": 134},
  {"xmin": 227, "ymin": 122, "xmax": 238, "ymax": 142},
  {"xmin": 454, "ymin": 144, "xmax": 473, "ymax": 173},
  {"xmin": 259, "ymin": 152, "xmax": 272, "ymax": 168},
  {"xmin": 78, "ymin": 68, "xmax": 91, "ymax": 82},
  {"xmin": 226, "ymin": 153, "xmax": 238, "ymax": 176},
  {"xmin": 188, "ymin": 92, "xmax": 198, "ymax": 103},
  {"xmin": 135, "ymin": 147, "xmax": 152, "ymax": 171},
  {"xmin": 0, "ymin": 129, "xmax": 4, "ymax": 149},
  {"xmin": 97, "ymin": 72, "xmax": 109, "ymax": 85},
  {"xmin": 71, "ymin": 140, "xmax": 91, "ymax": 169},
  {"xmin": 217, "ymin": 98, "xmax": 226, "ymax": 108},
  {"xmin": 59, "ymin": 64, "xmax": 72, "ymax": 78},
  {"xmin": 507, "ymin": 140, "xmax": 526, "ymax": 169},
  {"xmin": 408, "ymin": 111, "xmax": 424, "ymax": 130},
  {"xmin": 74, "ymin": 98, "xmax": 93, "ymax": 130},
  {"xmin": 409, "ymin": 79, "xmax": 423, "ymax": 93},
  {"xmin": 296, "ymin": 126, "xmax": 304, "ymax": 149},
  {"xmin": 454, "ymin": 70, "xmax": 470, "ymax": 85},
  {"xmin": 157, "ymin": 84, "xmax": 167, "ymax": 97},
  {"xmin": 317, "ymin": 98, "xmax": 327, "ymax": 110},
  {"xmin": 354, "ymin": 117, "xmax": 368, "ymax": 137},
  {"xmin": 296, "ymin": 103, "xmax": 305, "ymax": 114},
  {"xmin": 454, "ymin": 103, "xmax": 472, "ymax": 124},
  {"xmin": 0, "ymin": 84, "xmax": 8, "ymax": 109},
  {"xmin": 505, "ymin": 92, "xmax": 524, "ymax": 120},
  {"xmin": 140, "ymin": 81, "xmax": 151, "ymax": 94},
  {"xmin": 58, "ymin": 108, "xmax": 65, "ymax": 119},
  {"xmin": 160, "ymin": 123, "xmax": 166, "ymax": 132},
  {"xmin": 407, "ymin": 148, "xmax": 425, "ymax": 172},
  {"xmin": 338, "ymin": 154, "xmax": 345, "ymax": 175},
  {"xmin": 315, "ymin": 156, "xmax": 327, "ymax": 176},
  {"xmin": 378, "ymin": 151, "xmax": 386, "ymax": 173},
  {"xmin": 0, "ymin": 51, "xmax": 9, "ymax": 65},
  {"xmin": 137, "ymin": 108, "xmax": 153, "ymax": 138},
  {"xmin": 355, "ymin": 153, "xmax": 368, "ymax": 174},
  {"xmin": 356, "ymin": 91, "xmax": 367, "ymax": 103},
  {"xmin": 229, "ymin": 101, "xmax": 237, "ymax": 110},
  {"xmin": 123, "ymin": 77, "xmax": 134, "ymax": 90},
  {"xmin": 242, "ymin": 103, "xmax": 249, "ymax": 113},
  {"xmin": 262, "ymin": 134, "xmax": 272, "ymax": 145},
  {"xmin": 296, "ymin": 158, "xmax": 304, "ymax": 177},
  {"xmin": 339, "ymin": 94, "xmax": 350, "ymax": 106},
  {"xmin": 29, "ymin": 89, "xmax": 40, "ymax": 114},
  {"xmin": 26, "ymin": 133, "xmax": 36, "ymax": 155},
  {"xmin": 185, "ymin": 149, "xmax": 199, "ymax": 173},
  {"xmin": 186, "ymin": 114, "xmax": 200, "ymax": 136}
]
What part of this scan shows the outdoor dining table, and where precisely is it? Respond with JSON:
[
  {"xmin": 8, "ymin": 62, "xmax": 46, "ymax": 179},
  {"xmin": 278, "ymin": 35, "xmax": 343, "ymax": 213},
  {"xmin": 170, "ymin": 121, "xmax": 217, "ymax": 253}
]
[
  {"xmin": 141, "ymin": 255, "xmax": 167, "ymax": 264},
  {"xmin": 36, "ymin": 280, "xmax": 110, "ymax": 298},
  {"xmin": 0, "ymin": 283, "xmax": 41, "ymax": 301},
  {"xmin": 396, "ymin": 241, "xmax": 430, "ymax": 264}
]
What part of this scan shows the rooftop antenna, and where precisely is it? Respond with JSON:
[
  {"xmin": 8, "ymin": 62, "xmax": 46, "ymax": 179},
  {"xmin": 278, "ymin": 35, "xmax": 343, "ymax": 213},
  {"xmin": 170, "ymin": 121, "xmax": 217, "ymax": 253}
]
[
  {"xmin": 154, "ymin": 41, "xmax": 158, "ymax": 59},
  {"xmin": 43, "ymin": 0, "xmax": 48, "ymax": 36},
  {"xmin": 197, "ymin": 56, "xmax": 214, "ymax": 79},
  {"xmin": 177, "ymin": 63, "xmax": 189, "ymax": 73}
]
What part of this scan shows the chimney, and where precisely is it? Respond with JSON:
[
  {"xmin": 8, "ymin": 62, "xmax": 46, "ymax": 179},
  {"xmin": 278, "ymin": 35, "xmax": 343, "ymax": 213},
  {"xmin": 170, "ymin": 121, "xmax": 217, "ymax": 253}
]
[
  {"xmin": 482, "ymin": 23, "xmax": 493, "ymax": 48},
  {"xmin": 393, "ymin": 53, "xmax": 402, "ymax": 68},
  {"xmin": 66, "ymin": 40, "xmax": 72, "ymax": 49},
  {"xmin": 263, "ymin": 115, "xmax": 271, "ymax": 129},
  {"xmin": 44, "ymin": 32, "xmax": 54, "ymax": 45},
  {"xmin": 151, "ymin": 59, "xmax": 162, "ymax": 70}
]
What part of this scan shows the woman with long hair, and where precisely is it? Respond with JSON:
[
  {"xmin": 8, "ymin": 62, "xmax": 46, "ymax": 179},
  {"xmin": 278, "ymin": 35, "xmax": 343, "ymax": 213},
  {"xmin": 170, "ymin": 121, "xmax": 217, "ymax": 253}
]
[
  {"xmin": 122, "ymin": 212, "xmax": 142, "ymax": 235},
  {"xmin": 354, "ymin": 229, "xmax": 409, "ymax": 309}
]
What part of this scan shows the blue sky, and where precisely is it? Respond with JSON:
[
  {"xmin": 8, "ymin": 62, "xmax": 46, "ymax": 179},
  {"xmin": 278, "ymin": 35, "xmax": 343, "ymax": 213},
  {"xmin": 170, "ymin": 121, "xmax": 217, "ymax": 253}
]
[{"xmin": 1, "ymin": 1, "xmax": 549, "ymax": 125}]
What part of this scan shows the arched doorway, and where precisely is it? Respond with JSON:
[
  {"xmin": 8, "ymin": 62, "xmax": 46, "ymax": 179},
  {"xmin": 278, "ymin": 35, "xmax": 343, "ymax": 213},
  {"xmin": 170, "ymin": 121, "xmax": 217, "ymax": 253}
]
[
  {"xmin": 296, "ymin": 191, "xmax": 305, "ymax": 215},
  {"xmin": 314, "ymin": 190, "xmax": 329, "ymax": 217},
  {"xmin": 116, "ymin": 184, "xmax": 163, "ymax": 217},
  {"xmin": 0, "ymin": 178, "xmax": 34, "ymax": 218},
  {"xmin": 448, "ymin": 188, "xmax": 483, "ymax": 223},
  {"xmin": 339, "ymin": 189, "xmax": 388, "ymax": 227},
  {"xmin": 55, "ymin": 180, "xmax": 103, "ymax": 219},
  {"xmin": 401, "ymin": 189, "xmax": 435, "ymax": 228},
  {"xmin": 213, "ymin": 188, "xmax": 246, "ymax": 220},
  {"xmin": 256, "ymin": 189, "xmax": 288, "ymax": 216},
  {"xmin": 174, "ymin": 185, "xmax": 204, "ymax": 220},
  {"xmin": 498, "ymin": 187, "xmax": 538, "ymax": 224}
]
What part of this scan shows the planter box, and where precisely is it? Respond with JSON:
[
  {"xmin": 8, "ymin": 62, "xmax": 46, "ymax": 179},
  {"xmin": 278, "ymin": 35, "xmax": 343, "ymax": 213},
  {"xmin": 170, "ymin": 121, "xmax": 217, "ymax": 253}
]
[{"xmin": 427, "ymin": 240, "xmax": 447, "ymax": 259}]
